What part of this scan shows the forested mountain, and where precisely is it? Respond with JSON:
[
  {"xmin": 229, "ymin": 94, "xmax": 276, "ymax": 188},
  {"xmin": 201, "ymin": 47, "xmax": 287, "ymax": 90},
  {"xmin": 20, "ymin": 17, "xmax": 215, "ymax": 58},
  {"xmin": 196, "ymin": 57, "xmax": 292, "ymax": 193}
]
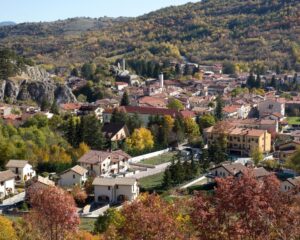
[{"xmin": 0, "ymin": 0, "xmax": 299, "ymax": 70}]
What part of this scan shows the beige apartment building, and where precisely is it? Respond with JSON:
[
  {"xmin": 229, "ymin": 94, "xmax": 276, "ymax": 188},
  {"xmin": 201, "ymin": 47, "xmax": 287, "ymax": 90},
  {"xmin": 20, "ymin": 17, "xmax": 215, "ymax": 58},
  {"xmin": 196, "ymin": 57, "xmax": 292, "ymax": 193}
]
[{"xmin": 204, "ymin": 126, "xmax": 272, "ymax": 156}]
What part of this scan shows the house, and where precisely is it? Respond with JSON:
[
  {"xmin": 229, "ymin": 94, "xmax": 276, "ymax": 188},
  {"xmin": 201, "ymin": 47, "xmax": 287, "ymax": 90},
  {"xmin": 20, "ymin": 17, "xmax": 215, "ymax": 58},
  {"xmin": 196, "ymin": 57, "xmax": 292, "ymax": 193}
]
[
  {"xmin": 58, "ymin": 165, "xmax": 88, "ymax": 187},
  {"xmin": 209, "ymin": 163, "xmax": 271, "ymax": 181},
  {"xmin": 209, "ymin": 163, "xmax": 247, "ymax": 178},
  {"xmin": 26, "ymin": 176, "xmax": 55, "ymax": 189},
  {"xmin": 60, "ymin": 103, "xmax": 82, "ymax": 115},
  {"xmin": 5, "ymin": 160, "xmax": 36, "ymax": 182},
  {"xmin": 258, "ymin": 99, "xmax": 285, "ymax": 118},
  {"xmin": 0, "ymin": 105, "xmax": 12, "ymax": 118},
  {"xmin": 204, "ymin": 126, "xmax": 272, "ymax": 156},
  {"xmin": 275, "ymin": 141, "xmax": 300, "ymax": 162},
  {"xmin": 115, "ymin": 82, "xmax": 129, "ymax": 91},
  {"xmin": 102, "ymin": 123, "xmax": 129, "ymax": 142},
  {"xmin": 280, "ymin": 176, "xmax": 300, "ymax": 192},
  {"xmin": 138, "ymin": 96, "xmax": 168, "ymax": 108},
  {"xmin": 78, "ymin": 104, "xmax": 103, "ymax": 119},
  {"xmin": 0, "ymin": 170, "xmax": 15, "ymax": 199},
  {"xmin": 93, "ymin": 177, "xmax": 139, "ymax": 204},
  {"xmin": 103, "ymin": 106, "xmax": 178, "ymax": 125},
  {"xmin": 78, "ymin": 150, "xmax": 131, "ymax": 176}
]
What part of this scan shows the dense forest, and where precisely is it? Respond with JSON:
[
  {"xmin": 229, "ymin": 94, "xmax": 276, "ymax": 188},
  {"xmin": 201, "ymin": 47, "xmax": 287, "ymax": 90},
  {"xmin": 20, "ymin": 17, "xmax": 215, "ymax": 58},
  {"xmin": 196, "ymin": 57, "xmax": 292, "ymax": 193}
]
[{"xmin": 0, "ymin": 0, "xmax": 299, "ymax": 70}]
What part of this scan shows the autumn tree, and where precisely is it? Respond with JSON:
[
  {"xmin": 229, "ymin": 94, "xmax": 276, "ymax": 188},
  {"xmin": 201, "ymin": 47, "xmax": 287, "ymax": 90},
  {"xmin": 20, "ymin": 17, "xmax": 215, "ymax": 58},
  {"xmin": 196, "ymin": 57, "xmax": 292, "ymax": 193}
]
[
  {"xmin": 0, "ymin": 216, "xmax": 18, "ymax": 240},
  {"xmin": 183, "ymin": 117, "xmax": 200, "ymax": 141},
  {"xmin": 167, "ymin": 98, "xmax": 184, "ymax": 111},
  {"xmin": 126, "ymin": 128, "xmax": 154, "ymax": 153},
  {"xmin": 190, "ymin": 171, "xmax": 300, "ymax": 240},
  {"xmin": 118, "ymin": 194, "xmax": 186, "ymax": 240},
  {"xmin": 27, "ymin": 184, "xmax": 80, "ymax": 240}
]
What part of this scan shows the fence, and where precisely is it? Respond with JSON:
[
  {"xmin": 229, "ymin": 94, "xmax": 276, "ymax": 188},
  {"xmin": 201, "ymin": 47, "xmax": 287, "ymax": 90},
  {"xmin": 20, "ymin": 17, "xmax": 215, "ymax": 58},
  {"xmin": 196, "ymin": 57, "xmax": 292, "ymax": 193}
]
[{"xmin": 130, "ymin": 148, "xmax": 170, "ymax": 163}]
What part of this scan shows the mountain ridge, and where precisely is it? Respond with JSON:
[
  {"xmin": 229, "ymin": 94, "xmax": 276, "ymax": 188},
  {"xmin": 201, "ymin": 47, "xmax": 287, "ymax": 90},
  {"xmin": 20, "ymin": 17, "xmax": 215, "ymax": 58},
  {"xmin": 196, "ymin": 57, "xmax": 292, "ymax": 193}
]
[{"xmin": 0, "ymin": 0, "xmax": 299, "ymax": 70}]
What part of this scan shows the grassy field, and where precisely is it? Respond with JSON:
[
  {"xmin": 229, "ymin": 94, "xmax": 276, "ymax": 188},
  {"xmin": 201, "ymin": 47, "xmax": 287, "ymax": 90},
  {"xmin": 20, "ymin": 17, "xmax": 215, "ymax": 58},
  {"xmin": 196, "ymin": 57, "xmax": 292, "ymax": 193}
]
[
  {"xmin": 139, "ymin": 172, "xmax": 164, "ymax": 191},
  {"xmin": 140, "ymin": 152, "xmax": 176, "ymax": 165},
  {"xmin": 5, "ymin": 215, "xmax": 97, "ymax": 233},
  {"xmin": 287, "ymin": 117, "xmax": 300, "ymax": 125}
]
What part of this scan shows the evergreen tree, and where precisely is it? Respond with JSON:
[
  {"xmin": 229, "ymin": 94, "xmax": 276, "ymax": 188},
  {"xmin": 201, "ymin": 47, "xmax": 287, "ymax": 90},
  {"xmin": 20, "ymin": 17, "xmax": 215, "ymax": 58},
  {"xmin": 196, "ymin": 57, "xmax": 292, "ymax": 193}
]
[
  {"xmin": 270, "ymin": 75, "xmax": 277, "ymax": 88},
  {"xmin": 255, "ymin": 73, "xmax": 262, "ymax": 88},
  {"xmin": 110, "ymin": 109, "xmax": 127, "ymax": 124},
  {"xmin": 120, "ymin": 91, "xmax": 130, "ymax": 106},
  {"xmin": 50, "ymin": 100, "xmax": 59, "ymax": 115},
  {"xmin": 214, "ymin": 95, "xmax": 224, "ymax": 121},
  {"xmin": 40, "ymin": 98, "xmax": 51, "ymax": 112},
  {"xmin": 246, "ymin": 73, "xmax": 256, "ymax": 89},
  {"xmin": 71, "ymin": 68, "xmax": 79, "ymax": 77},
  {"xmin": 162, "ymin": 168, "xmax": 172, "ymax": 189}
]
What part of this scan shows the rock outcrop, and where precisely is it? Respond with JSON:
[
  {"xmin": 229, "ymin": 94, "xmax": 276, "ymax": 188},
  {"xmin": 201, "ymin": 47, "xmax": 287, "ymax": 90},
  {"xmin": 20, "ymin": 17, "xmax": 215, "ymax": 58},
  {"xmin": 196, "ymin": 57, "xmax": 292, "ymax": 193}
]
[{"xmin": 0, "ymin": 66, "xmax": 76, "ymax": 104}]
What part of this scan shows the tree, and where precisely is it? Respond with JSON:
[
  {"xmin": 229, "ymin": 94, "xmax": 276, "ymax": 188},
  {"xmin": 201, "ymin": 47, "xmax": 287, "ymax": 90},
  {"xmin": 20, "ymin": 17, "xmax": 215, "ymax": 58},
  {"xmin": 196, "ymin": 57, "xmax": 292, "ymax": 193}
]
[
  {"xmin": 94, "ymin": 208, "xmax": 124, "ymax": 234},
  {"xmin": 183, "ymin": 117, "xmax": 200, "ymax": 141},
  {"xmin": 81, "ymin": 63, "xmax": 96, "ymax": 80},
  {"xmin": 286, "ymin": 148, "xmax": 300, "ymax": 173},
  {"xmin": 50, "ymin": 101, "xmax": 59, "ymax": 115},
  {"xmin": 222, "ymin": 61, "xmax": 236, "ymax": 74},
  {"xmin": 126, "ymin": 113, "xmax": 142, "ymax": 134},
  {"xmin": 214, "ymin": 95, "xmax": 224, "ymax": 121},
  {"xmin": 118, "ymin": 194, "xmax": 185, "ymax": 240},
  {"xmin": 110, "ymin": 109, "xmax": 127, "ymax": 124},
  {"xmin": 0, "ymin": 216, "xmax": 18, "ymax": 240},
  {"xmin": 251, "ymin": 147, "xmax": 264, "ymax": 166},
  {"xmin": 120, "ymin": 91, "xmax": 130, "ymax": 106},
  {"xmin": 246, "ymin": 72, "xmax": 256, "ymax": 89},
  {"xmin": 167, "ymin": 98, "xmax": 184, "ymax": 111},
  {"xmin": 71, "ymin": 68, "xmax": 79, "ymax": 77},
  {"xmin": 27, "ymin": 185, "xmax": 80, "ymax": 240},
  {"xmin": 198, "ymin": 114, "xmax": 215, "ymax": 132},
  {"xmin": 71, "ymin": 186, "xmax": 87, "ymax": 205},
  {"xmin": 190, "ymin": 171, "xmax": 300, "ymax": 240},
  {"xmin": 126, "ymin": 128, "xmax": 154, "ymax": 152},
  {"xmin": 40, "ymin": 98, "xmax": 51, "ymax": 112}
]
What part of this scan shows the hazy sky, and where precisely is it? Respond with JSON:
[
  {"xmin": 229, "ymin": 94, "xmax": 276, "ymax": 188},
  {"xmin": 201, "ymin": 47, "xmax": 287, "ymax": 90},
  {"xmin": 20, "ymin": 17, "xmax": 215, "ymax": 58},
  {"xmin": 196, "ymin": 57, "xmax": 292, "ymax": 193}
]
[{"xmin": 1, "ymin": 0, "xmax": 198, "ymax": 23}]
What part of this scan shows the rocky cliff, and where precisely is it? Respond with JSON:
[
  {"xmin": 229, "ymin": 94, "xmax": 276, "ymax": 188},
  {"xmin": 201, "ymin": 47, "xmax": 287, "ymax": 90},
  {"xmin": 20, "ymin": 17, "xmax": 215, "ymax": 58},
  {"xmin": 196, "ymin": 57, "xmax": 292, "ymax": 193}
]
[{"xmin": 0, "ymin": 66, "xmax": 76, "ymax": 104}]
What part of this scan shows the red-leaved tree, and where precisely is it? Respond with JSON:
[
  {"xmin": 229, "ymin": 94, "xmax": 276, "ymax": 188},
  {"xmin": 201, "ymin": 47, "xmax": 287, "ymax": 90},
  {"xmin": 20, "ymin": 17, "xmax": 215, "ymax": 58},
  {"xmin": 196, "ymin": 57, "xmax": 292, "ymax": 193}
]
[
  {"xmin": 27, "ymin": 184, "xmax": 80, "ymax": 240},
  {"xmin": 118, "ymin": 193, "xmax": 186, "ymax": 240},
  {"xmin": 190, "ymin": 171, "xmax": 300, "ymax": 240}
]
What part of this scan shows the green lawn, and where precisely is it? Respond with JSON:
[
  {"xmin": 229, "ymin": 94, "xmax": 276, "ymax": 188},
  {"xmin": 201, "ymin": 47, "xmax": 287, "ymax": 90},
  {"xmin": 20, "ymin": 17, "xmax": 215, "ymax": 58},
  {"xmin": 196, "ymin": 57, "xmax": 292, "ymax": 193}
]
[
  {"xmin": 139, "ymin": 172, "xmax": 165, "ymax": 191},
  {"xmin": 140, "ymin": 152, "xmax": 176, "ymax": 165},
  {"xmin": 287, "ymin": 117, "xmax": 300, "ymax": 125},
  {"xmin": 79, "ymin": 218, "xmax": 97, "ymax": 232}
]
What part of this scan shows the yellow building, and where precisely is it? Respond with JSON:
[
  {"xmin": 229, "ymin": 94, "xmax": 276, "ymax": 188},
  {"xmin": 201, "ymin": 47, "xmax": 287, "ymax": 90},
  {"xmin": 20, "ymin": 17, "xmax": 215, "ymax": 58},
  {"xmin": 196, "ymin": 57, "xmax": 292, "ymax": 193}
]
[{"xmin": 204, "ymin": 126, "xmax": 272, "ymax": 156}]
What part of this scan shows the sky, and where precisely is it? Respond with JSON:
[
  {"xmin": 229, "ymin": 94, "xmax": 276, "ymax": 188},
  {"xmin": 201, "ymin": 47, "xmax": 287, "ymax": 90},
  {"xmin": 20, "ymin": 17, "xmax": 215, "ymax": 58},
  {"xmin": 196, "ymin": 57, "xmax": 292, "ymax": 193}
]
[{"xmin": 1, "ymin": 0, "xmax": 198, "ymax": 23}]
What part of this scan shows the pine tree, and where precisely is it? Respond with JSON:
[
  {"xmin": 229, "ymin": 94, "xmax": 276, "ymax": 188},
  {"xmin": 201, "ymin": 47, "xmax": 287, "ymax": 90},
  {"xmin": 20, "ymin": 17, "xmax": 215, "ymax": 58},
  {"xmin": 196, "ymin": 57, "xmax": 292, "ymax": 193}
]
[
  {"xmin": 246, "ymin": 73, "xmax": 256, "ymax": 89},
  {"xmin": 120, "ymin": 91, "xmax": 130, "ymax": 106},
  {"xmin": 163, "ymin": 168, "xmax": 172, "ymax": 189}
]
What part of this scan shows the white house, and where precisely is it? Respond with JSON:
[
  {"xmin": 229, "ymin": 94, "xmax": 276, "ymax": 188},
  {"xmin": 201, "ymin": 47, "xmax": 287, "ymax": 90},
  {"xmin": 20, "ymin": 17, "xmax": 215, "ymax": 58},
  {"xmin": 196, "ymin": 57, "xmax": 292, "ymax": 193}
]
[
  {"xmin": 280, "ymin": 176, "xmax": 300, "ymax": 192},
  {"xmin": 0, "ymin": 170, "xmax": 15, "ymax": 199},
  {"xmin": 6, "ymin": 160, "xmax": 36, "ymax": 182},
  {"xmin": 58, "ymin": 165, "xmax": 88, "ymax": 187},
  {"xmin": 78, "ymin": 150, "xmax": 131, "ymax": 177},
  {"xmin": 93, "ymin": 177, "xmax": 139, "ymax": 204}
]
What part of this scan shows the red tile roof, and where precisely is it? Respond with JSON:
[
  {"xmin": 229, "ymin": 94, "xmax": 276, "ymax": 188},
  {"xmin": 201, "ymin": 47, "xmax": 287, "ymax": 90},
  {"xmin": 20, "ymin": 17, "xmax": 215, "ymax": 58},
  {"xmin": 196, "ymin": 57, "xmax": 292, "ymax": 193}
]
[
  {"xmin": 104, "ymin": 106, "xmax": 178, "ymax": 117},
  {"xmin": 60, "ymin": 103, "xmax": 82, "ymax": 111}
]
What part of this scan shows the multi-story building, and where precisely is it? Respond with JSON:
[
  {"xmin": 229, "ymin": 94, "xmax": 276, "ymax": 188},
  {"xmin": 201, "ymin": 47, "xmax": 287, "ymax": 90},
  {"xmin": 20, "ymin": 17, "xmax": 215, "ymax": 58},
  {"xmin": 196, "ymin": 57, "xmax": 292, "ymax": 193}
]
[
  {"xmin": 204, "ymin": 126, "xmax": 272, "ymax": 156},
  {"xmin": 78, "ymin": 150, "xmax": 131, "ymax": 177},
  {"xmin": 93, "ymin": 177, "xmax": 139, "ymax": 204}
]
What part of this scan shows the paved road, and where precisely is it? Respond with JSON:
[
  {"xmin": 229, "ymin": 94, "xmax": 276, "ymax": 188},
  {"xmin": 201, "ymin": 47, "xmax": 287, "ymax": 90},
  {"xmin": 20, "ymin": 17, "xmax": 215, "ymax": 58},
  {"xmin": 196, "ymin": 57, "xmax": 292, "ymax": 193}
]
[
  {"xmin": 180, "ymin": 176, "xmax": 206, "ymax": 189},
  {"xmin": 133, "ymin": 162, "xmax": 172, "ymax": 179}
]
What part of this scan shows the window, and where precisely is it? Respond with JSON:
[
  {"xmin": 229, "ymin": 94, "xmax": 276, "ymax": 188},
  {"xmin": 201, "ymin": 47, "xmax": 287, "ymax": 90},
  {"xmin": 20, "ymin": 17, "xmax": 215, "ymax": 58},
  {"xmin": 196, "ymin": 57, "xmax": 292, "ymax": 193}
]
[
  {"xmin": 116, "ymin": 185, "xmax": 119, "ymax": 189},
  {"xmin": 73, "ymin": 174, "xmax": 75, "ymax": 179},
  {"xmin": 108, "ymin": 186, "xmax": 111, "ymax": 190}
]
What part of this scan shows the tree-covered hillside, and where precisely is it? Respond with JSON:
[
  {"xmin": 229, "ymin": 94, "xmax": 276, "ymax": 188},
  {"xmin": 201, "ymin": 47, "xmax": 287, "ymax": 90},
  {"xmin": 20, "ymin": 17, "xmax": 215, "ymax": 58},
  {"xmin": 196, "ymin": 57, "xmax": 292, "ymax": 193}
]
[{"xmin": 0, "ymin": 0, "xmax": 299, "ymax": 70}]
